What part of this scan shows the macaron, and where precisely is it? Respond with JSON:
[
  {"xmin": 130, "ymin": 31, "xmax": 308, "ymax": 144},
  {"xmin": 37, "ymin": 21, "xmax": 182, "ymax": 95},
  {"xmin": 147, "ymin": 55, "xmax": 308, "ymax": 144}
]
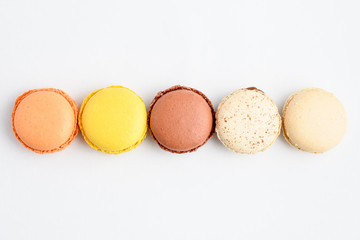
[
  {"xmin": 216, "ymin": 87, "xmax": 281, "ymax": 154},
  {"xmin": 282, "ymin": 88, "xmax": 346, "ymax": 153},
  {"xmin": 79, "ymin": 86, "xmax": 147, "ymax": 154},
  {"xmin": 148, "ymin": 85, "xmax": 215, "ymax": 153},
  {"xmin": 12, "ymin": 88, "xmax": 78, "ymax": 153}
]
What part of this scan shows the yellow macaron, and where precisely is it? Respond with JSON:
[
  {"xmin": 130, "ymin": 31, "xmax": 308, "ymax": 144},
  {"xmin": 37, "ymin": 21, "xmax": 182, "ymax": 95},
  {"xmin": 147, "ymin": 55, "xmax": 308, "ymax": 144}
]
[{"xmin": 79, "ymin": 86, "xmax": 147, "ymax": 154}]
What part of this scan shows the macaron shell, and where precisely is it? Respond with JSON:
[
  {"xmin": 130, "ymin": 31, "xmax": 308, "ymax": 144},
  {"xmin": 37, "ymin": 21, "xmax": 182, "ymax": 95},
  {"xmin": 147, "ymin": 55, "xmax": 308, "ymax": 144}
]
[
  {"xmin": 282, "ymin": 88, "xmax": 347, "ymax": 153},
  {"xmin": 149, "ymin": 88, "xmax": 213, "ymax": 152},
  {"xmin": 12, "ymin": 89, "xmax": 79, "ymax": 153},
  {"xmin": 216, "ymin": 88, "xmax": 281, "ymax": 154},
  {"xmin": 79, "ymin": 86, "xmax": 147, "ymax": 154}
]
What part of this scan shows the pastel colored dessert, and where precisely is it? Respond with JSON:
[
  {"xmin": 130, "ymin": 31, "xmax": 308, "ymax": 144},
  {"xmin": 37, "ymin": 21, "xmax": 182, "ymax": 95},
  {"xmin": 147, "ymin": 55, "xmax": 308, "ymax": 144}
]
[
  {"xmin": 79, "ymin": 86, "xmax": 147, "ymax": 154},
  {"xmin": 216, "ymin": 87, "xmax": 281, "ymax": 154},
  {"xmin": 282, "ymin": 88, "xmax": 346, "ymax": 153},
  {"xmin": 148, "ymin": 85, "xmax": 215, "ymax": 153},
  {"xmin": 12, "ymin": 88, "xmax": 78, "ymax": 153}
]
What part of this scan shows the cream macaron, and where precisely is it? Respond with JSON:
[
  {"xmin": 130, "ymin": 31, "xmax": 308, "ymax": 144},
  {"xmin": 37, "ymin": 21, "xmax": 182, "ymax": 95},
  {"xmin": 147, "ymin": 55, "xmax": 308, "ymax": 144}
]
[
  {"xmin": 216, "ymin": 87, "xmax": 281, "ymax": 154},
  {"xmin": 282, "ymin": 88, "xmax": 346, "ymax": 153}
]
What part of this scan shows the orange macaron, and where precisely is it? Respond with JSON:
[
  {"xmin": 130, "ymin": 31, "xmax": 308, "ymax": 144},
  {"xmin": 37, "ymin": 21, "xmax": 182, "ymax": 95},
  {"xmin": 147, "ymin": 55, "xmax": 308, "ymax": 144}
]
[{"xmin": 12, "ymin": 88, "xmax": 79, "ymax": 153}]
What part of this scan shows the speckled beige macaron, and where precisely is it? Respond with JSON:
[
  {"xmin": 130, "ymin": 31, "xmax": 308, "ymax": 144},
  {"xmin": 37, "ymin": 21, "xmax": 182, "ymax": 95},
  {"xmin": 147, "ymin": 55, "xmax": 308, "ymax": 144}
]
[
  {"xmin": 216, "ymin": 87, "xmax": 281, "ymax": 154},
  {"xmin": 282, "ymin": 88, "xmax": 346, "ymax": 153}
]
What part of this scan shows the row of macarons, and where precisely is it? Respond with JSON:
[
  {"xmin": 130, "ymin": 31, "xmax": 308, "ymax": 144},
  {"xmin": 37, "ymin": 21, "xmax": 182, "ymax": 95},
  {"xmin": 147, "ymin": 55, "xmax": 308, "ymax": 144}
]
[{"xmin": 11, "ymin": 85, "xmax": 347, "ymax": 154}]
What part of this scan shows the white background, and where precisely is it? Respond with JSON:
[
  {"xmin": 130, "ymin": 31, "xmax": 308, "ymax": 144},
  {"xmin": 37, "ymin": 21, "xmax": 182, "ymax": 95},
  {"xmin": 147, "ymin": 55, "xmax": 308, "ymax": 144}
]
[{"xmin": 1, "ymin": 0, "xmax": 359, "ymax": 239}]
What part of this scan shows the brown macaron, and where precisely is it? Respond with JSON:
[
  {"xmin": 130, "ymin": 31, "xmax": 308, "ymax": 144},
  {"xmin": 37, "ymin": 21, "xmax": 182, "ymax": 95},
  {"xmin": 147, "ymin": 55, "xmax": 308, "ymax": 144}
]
[{"xmin": 148, "ymin": 85, "xmax": 215, "ymax": 153}]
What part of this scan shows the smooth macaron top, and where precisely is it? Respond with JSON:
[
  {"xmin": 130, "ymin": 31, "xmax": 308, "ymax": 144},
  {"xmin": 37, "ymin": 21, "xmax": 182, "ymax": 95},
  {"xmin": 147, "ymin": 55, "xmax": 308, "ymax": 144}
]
[
  {"xmin": 282, "ymin": 88, "xmax": 346, "ymax": 153},
  {"xmin": 79, "ymin": 86, "xmax": 147, "ymax": 154},
  {"xmin": 12, "ymin": 88, "xmax": 78, "ymax": 153},
  {"xmin": 216, "ymin": 87, "xmax": 281, "ymax": 154},
  {"xmin": 148, "ymin": 85, "xmax": 215, "ymax": 153}
]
